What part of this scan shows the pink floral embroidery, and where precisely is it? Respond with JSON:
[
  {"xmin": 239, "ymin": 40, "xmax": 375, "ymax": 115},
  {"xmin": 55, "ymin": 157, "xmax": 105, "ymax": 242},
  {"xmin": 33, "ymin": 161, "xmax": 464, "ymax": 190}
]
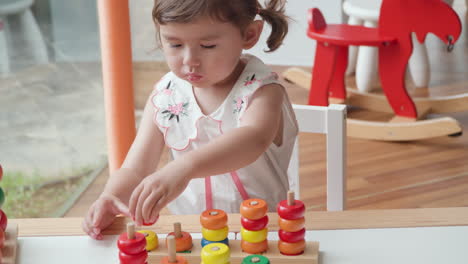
[
  {"xmin": 162, "ymin": 102, "xmax": 189, "ymax": 122},
  {"xmin": 233, "ymin": 96, "xmax": 246, "ymax": 114},
  {"xmin": 243, "ymin": 74, "xmax": 257, "ymax": 86},
  {"xmin": 163, "ymin": 80, "xmax": 173, "ymax": 95}
]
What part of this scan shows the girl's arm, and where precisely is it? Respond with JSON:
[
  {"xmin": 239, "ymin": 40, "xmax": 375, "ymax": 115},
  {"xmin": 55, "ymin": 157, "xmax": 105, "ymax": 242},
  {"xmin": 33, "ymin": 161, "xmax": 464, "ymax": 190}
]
[
  {"xmin": 129, "ymin": 83, "xmax": 285, "ymax": 225},
  {"xmin": 83, "ymin": 94, "xmax": 165, "ymax": 238},
  {"xmin": 186, "ymin": 83, "xmax": 284, "ymax": 178},
  {"xmin": 101, "ymin": 95, "xmax": 166, "ymax": 204}
]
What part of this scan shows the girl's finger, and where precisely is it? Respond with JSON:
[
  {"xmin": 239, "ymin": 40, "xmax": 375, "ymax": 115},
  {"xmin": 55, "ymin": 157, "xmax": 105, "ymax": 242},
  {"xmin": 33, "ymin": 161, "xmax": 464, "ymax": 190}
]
[
  {"xmin": 129, "ymin": 184, "xmax": 144, "ymax": 218},
  {"xmin": 148, "ymin": 200, "xmax": 162, "ymax": 225},
  {"xmin": 84, "ymin": 203, "xmax": 96, "ymax": 228},
  {"xmin": 111, "ymin": 198, "xmax": 131, "ymax": 217},
  {"xmin": 149, "ymin": 195, "xmax": 167, "ymax": 223},
  {"xmin": 142, "ymin": 191, "xmax": 160, "ymax": 222},
  {"xmin": 92, "ymin": 201, "xmax": 104, "ymax": 227},
  {"xmin": 83, "ymin": 216, "xmax": 99, "ymax": 239},
  {"xmin": 135, "ymin": 186, "xmax": 152, "ymax": 226}
]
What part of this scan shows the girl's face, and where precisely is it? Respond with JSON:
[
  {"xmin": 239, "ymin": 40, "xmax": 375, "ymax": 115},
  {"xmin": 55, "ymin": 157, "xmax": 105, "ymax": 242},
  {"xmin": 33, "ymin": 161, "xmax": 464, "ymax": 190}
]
[{"xmin": 159, "ymin": 16, "xmax": 253, "ymax": 89}]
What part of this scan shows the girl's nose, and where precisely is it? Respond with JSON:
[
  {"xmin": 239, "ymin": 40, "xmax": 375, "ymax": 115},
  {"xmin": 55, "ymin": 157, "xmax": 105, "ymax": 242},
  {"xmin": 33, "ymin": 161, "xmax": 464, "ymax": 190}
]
[{"xmin": 183, "ymin": 49, "xmax": 201, "ymax": 68}]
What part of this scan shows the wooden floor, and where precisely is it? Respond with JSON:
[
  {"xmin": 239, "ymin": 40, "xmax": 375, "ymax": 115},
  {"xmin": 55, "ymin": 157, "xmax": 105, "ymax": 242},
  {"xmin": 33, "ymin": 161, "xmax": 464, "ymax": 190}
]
[{"xmin": 65, "ymin": 5, "xmax": 468, "ymax": 216}]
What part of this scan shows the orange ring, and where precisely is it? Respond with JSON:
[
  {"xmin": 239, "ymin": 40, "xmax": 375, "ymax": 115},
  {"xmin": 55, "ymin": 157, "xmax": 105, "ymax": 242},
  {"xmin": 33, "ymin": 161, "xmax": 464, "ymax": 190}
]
[
  {"xmin": 167, "ymin": 231, "xmax": 193, "ymax": 252},
  {"xmin": 240, "ymin": 199, "xmax": 268, "ymax": 220},
  {"xmin": 278, "ymin": 217, "xmax": 305, "ymax": 232},
  {"xmin": 278, "ymin": 239, "xmax": 306, "ymax": 255},
  {"xmin": 241, "ymin": 239, "xmax": 268, "ymax": 254},
  {"xmin": 160, "ymin": 255, "xmax": 188, "ymax": 264},
  {"xmin": 200, "ymin": 209, "xmax": 228, "ymax": 230}
]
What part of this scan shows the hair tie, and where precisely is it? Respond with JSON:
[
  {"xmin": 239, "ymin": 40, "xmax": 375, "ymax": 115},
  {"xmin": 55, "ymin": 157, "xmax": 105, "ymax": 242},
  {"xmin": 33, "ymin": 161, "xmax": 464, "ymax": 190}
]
[{"xmin": 256, "ymin": 4, "xmax": 262, "ymax": 14}]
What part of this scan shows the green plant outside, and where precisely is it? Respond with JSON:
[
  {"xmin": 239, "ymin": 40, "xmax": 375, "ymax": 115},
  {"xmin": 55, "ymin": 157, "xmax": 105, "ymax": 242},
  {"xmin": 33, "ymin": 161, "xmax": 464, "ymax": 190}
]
[{"xmin": 1, "ymin": 167, "xmax": 93, "ymax": 218}]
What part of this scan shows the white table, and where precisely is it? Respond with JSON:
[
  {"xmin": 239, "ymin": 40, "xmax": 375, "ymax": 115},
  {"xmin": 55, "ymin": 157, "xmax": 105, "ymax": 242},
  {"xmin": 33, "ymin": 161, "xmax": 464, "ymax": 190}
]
[{"xmin": 11, "ymin": 207, "xmax": 468, "ymax": 264}]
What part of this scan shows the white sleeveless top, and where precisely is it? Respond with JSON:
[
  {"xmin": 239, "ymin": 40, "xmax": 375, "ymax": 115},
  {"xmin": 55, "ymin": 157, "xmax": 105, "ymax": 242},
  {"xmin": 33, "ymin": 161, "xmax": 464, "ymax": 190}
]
[{"xmin": 151, "ymin": 54, "xmax": 298, "ymax": 214}]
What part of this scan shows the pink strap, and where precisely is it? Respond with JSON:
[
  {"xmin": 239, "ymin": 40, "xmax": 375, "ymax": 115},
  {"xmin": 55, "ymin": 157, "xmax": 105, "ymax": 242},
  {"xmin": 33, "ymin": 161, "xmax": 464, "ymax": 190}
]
[
  {"xmin": 205, "ymin": 176, "xmax": 213, "ymax": 210},
  {"xmin": 204, "ymin": 171, "xmax": 250, "ymax": 210},
  {"xmin": 230, "ymin": 171, "xmax": 250, "ymax": 200}
]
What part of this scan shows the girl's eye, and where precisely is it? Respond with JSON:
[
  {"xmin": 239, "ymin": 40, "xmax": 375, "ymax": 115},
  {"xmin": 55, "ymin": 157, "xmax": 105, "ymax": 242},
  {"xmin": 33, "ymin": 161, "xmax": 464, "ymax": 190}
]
[
  {"xmin": 170, "ymin": 44, "xmax": 182, "ymax": 48},
  {"xmin": 201, "ymin": 44, "xmax": 217, "ymax": 49}
]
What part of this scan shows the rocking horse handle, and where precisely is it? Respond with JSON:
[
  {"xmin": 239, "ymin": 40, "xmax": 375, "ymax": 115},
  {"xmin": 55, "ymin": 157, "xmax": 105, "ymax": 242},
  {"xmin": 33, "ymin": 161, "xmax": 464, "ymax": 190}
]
[
  {"xmin": 308, "ymin": 8, "xmax": 327, "ymax": 32},
  {"xmin": 447, "ymin": 35, "xmax": 454, "ymax": 52}
]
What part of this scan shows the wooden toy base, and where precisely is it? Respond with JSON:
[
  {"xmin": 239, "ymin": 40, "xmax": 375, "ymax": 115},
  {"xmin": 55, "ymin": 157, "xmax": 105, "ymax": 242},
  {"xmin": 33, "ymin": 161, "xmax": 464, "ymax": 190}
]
[
  {"xmin": 2, "ymin": 223, "xmax": 18, "ymax": 264},
  {"xmin": 147, "ymin": 239, "xmax": 319, "ymax": 264}
]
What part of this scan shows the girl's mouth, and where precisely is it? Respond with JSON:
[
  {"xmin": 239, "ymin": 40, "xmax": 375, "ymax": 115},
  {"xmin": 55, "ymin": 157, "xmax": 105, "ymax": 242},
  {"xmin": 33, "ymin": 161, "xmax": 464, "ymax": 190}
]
[{"xmin": 187, "ymin": 74, "xmax": 203, "ymax": 82}]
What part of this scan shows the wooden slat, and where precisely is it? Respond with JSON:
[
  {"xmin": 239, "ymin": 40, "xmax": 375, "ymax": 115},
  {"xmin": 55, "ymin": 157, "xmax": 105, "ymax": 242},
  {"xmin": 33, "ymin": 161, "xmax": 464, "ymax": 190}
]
[{"xmin": 12, "ymin": 207, "xmax": 468, "ymax": 237}]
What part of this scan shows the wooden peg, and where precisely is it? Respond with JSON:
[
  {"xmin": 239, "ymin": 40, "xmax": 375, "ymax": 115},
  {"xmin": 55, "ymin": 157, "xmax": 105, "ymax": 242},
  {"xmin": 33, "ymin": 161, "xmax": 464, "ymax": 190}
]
[
  {"xmin": 174, "ymin": 222, "xmax": 182, "ymax": 238},
  {"xmin": 167, "ymin": 235, "xmax": 177, "ymax": 263},
  {"xmin": 287, "ymin": 191, "xmax": 295, "ymax": 206},
  {"xmin": 127, "ymin": 222, "xmax": 135, "ymax": 239}
]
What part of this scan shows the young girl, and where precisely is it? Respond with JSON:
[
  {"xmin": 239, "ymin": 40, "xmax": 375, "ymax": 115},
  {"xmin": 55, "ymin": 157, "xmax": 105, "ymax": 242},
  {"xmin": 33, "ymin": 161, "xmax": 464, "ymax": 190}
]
[{"xmin": 83, "ymin": 0, "xmax": 298, "ymax": 240}]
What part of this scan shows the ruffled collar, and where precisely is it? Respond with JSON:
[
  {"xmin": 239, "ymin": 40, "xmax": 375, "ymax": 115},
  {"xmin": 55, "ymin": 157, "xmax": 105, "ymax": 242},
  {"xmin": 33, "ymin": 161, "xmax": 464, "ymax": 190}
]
[{"xmin": 151, "ymin": 54, "xmax": 278, "ymax": 150}]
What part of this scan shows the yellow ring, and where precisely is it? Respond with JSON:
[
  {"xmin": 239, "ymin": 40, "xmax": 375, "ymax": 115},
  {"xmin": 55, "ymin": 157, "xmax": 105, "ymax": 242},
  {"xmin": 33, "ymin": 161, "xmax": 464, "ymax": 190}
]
[
  {"xmin": 241, "ymin": 227, "xmax": 268, "ymax": 243},
  {"xmin": 201, "ymin": 243, "xmax": 230, "ymax": 264},
  {"xmin": 137, "ymin": 230, "xmax": 158, "ymax": 251},
  {"xmin": 202, "ymin": 226, "xmax": 229, "ymax": 242}
]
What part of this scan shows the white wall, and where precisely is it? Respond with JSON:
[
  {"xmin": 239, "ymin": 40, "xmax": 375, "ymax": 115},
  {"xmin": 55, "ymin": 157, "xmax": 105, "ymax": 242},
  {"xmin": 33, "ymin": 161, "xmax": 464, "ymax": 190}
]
[
  {"xmin": 250, "ymin": 0, "xmax": 344, "ymax": 66},
  {"xmin": 128, "ymin": 0, "xmax": 344, "ymax": 66},
  {"xmin": 46, "ymin": 0, "xmax": 343, "ymax": 66}
]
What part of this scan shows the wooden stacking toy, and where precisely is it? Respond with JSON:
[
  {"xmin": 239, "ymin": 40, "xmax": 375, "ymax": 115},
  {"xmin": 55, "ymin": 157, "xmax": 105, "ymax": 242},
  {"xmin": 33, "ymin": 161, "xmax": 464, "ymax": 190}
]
[
  {"xmin": 240, "ymin": 199, "xmax": 269, "ymax": 254},
  {"xmin": 200, "ymin": 209, "xmax": 229, "ymax": 247},
  {"xmin": 160, "ymin": 235, "xmax": 188, "ymax": 264},
  {"xmin": 166, "ymin": 222, "xmax": 193, "ymax": 252},
  {"xmin": 277, "ymin": 191, "xmax": 306, "ymax": 255},
  {"xmin": 0, "ymin": 164, "xmax": 18, "ymax": 264},
  {"xmin": 132, "ymin": 204, "xmax": 318, "ymax": 263},
  {"xmin": 117, "ymin": 223, "xmax": 148, "ymax": 264}
]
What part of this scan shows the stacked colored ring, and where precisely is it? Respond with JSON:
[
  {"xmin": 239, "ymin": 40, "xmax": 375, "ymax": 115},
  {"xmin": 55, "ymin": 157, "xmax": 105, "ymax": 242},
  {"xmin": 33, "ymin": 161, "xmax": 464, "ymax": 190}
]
[
  {"xmin": 242, "ymin": 254, "xmax": 270, "ymax": 264},
  {"xmin": 201, "ymin": 243, "xmax": 230, "ymax": 264},
  {"xmin": 240, "ymin": 199, "xmax": 269, "ymax": 254},
  {"xmin": 166, "ymin": 222, "xmax": 193, "ymax": 252},
  {"xmin": 276, "ymin": 193, "xmax": 306, "ymax": 255},
  {"xmin": 136, "ymin": 230, "xmax": 158, "ymax": 251},
  {"xmin": 0, "ymin": 164, "xmax": 7, "ymax": 250},
  {"xmin": 200, "ymin": 209, "xmax": 229, "ymax": 247},
  {"xmin": 117, "ymin": 229, "xmax": 148, "ymax": 264}
]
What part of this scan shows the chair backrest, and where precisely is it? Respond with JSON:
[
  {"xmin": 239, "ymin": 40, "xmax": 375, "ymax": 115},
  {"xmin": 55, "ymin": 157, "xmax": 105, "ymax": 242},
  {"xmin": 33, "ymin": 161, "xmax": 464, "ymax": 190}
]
[{"xmin": 288, "ymin": 104, "xmax": 347, "ymax": 211}]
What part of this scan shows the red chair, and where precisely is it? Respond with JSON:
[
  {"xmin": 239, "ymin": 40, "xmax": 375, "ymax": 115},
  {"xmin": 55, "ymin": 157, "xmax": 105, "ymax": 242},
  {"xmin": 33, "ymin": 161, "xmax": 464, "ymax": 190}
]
[
  {"xmin": 307, "ymin": 0, "xmax": 461, "ymax": 119},
  {"xmin": 284, "ymin": 0, "xmax": 467, "ymax": 141}
]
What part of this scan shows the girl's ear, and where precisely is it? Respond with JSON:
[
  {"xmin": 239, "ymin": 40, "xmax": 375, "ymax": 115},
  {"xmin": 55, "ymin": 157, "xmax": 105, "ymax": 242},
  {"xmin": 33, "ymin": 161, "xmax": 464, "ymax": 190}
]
[{"xmin": 243, "ymin": 20, "xmax": 264, "ymax": 49}]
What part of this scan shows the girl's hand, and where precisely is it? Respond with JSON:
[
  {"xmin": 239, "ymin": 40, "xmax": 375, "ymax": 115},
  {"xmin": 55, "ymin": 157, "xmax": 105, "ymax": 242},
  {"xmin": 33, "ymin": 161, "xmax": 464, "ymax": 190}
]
[
  {"xmin": 82, "ymin": 194, "xmax": 131, "ymax": 240},
  {"xmin": 128, "ymin": 162, "xmax": 191, "ymax": 226}
]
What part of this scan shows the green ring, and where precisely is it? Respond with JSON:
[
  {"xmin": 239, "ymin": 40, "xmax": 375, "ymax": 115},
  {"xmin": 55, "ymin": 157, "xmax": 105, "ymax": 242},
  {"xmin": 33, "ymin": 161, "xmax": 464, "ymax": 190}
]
[{"xmin": 242, "ymin": 254, "xmax": 270, "ymax": 264}]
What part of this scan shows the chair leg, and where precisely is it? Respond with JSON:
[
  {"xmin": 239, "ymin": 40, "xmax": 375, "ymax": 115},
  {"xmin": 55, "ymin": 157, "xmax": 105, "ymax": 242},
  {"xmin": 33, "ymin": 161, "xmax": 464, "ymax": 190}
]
[
  {"xmin": 0, "ymin": 17, "xmax": 10, "ymax": 75},
  {"xmin": 355, "ymin": 20, "xmax": 378, "ymax": 93},
  {"xmin": 309, "ymin": 42, "xmax": 338, "ymax": 106},
  {"xmin": 18, "ymin": 8, "xmax": 48, "ymax": 64},
  {"xmin": 408, "ymin": 33, "xmax": 430, "ymax": 88},
  {"xmin": 346, "ymin": 16, "xmax": 363, "ymax": 76},
  {"xmin": 379, "ymin": 40, "xmax": 417, "ymax": 118},
  {"xmin": 329, "ymin": 46, "xmax": 349, "ymax": 102}
]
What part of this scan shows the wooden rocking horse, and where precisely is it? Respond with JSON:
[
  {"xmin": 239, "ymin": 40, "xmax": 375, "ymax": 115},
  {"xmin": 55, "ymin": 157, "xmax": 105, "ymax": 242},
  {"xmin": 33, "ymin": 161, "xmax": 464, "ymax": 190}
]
[{"xmin": 283, "ymin": 0, "xmax": 467, "ymax": 141}]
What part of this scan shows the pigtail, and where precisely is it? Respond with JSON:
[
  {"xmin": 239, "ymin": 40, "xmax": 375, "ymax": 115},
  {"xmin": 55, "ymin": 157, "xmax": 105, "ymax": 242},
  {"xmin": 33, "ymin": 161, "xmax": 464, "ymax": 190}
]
[{"xmin": 258, "ymin": 0, "xmax": 289, "ymax": 52}]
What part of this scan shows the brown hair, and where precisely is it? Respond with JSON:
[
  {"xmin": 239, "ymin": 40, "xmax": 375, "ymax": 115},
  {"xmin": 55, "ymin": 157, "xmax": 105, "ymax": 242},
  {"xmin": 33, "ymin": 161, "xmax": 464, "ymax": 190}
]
[{"xmin": 152, "ymin": 0, "xmax": 289, "ymax": 52}]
